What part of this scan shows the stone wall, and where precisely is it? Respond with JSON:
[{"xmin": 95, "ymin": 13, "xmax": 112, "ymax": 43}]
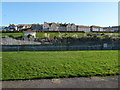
[{"xmin": 2, "ymin": 44, "xmax": 120, "ymax": 51}]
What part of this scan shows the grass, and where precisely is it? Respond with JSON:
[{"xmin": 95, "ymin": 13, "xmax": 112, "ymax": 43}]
[
  {"xmin": 1, "ymin": 32, "xmax": 85, "ymax": 38},
  {"xmin": 2, "ymin": 50, "xmax": 119, "ymax": 80},
  {"xmin": 36, "ymin": 32, "xmax": 85, "ymax": 38},
  {"xmin": 1, "ymin": 33, "xmax": 24, "ymax": 37},
  {"xmin": 1, "ymin": 32, "xmax": 119, "ymax": 38}
]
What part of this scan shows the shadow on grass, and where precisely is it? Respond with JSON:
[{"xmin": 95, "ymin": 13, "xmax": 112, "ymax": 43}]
[{"xmin": 2, "ymin": 73, "xmax": 120, "ymax": 81}]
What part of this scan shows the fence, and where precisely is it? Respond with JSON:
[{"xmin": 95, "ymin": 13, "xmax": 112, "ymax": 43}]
[{"xmin": 2, "ymin": 44, "xmax": 120, "ymax": 51}]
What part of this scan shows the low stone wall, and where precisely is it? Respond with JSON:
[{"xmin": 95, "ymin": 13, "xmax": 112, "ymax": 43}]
[{"xmin": 2, "ymin": 44, "xmax": 120, "ymax": 51}]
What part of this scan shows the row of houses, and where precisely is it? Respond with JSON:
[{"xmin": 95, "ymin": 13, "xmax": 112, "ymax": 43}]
[
  {"xmin": 43, "ymin": 22, "xmax": 105, "ymax": 32},
  {"xmin": 1, "ymin": 22, "xmax": 120, "ymax": 33}
]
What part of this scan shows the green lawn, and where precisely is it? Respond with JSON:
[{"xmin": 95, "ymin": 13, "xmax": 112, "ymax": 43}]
[
  {"xmin": 1, "ymin": 32, "xmax": 119, "ymax": 38},
  {"xmin": 2, "ymin": 50, "xmax": 119, "ymax": 80},
  {"xmin": 1, "ymin": 32, "xmax": 85, "ymax": 38},
  {"xmin": 37, "ymin": 32, "xmax": 86, "ymax": 38},
  {"xmin": 1, "ymin": 33, "xmax": 24, "ymax": 37}
]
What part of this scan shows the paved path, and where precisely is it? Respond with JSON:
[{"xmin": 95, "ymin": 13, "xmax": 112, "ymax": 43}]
[{"xmin": 2, "ymin": 75, "xmax": 119, "ymax": 88}]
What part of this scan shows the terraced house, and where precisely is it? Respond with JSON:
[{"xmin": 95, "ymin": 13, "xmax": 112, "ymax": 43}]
[
  {"xmin": 2, "ymin": 22, "xmax": 120, "ymax": 33},
  {"xmin": 4, "ymin": 24, "xmax": 18, "ymax": 31},
  {"xmin": 77, "ymin": 25, "xmax": 90, "ymax": 33},
  {"xmin": 49, "ymin": 23, "xmax": 59, "ymax": 31},
  {"xmin": 90, "ymin": 25, "xmax": 103, "ymax": 32},
  {"xmin": 66, "ymin": 23, "xmax": 76, "ymax": 31},
  {"xmin": 17, "ymin": 24, "xmax": 32, "ymax": 31},
  {"xmin": 31, "ymin": 24, "xmax": 43, "ymax": 31},
  {"xmin": 43, "ymin": 22, "xmax": 51, "ymax": 31},
  {"xmin": 103, "ymin": 26, "xmax": 120, "ymax": 32},
  {"xmin": 43, "ymin": 22, "xmax": 77, "ymax": 32}
]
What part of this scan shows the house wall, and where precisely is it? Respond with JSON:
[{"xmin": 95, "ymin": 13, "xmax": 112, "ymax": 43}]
[
  {"xmin": 7, "ymin": 26, "xmax": 18, "ymax": 31},
  {"xmin": 49, "ymin": 23, "xmax": 58, "ymax": 31},
  {"xmin": 78, "ymin": 27, "xmax": 90, "ymax": 32},
  {"xmin": 103, "ymin": 26, "xmax": 119, "ymax": 32},
  {"xmin": 43, "ymin": 22, "xmax": 50, "ymax": 31},
  {"xmin": 99, "ymin": 28, "xmax": 104, "ymax": 31},
  {"xmin": 71, "ymin": 24, "xmax": 76, "ymax": 31},
  {"xmin": 17, "ymin": 24, "xmax": 32, "ymax": 31},
  {"xmin": 58, "ymin": 26, "xmax": 66, "ymax": 31},
  {"xmin": 112, "ymin": 27, "xmax": 119, "ymax": 32},
  {"xmin": 91, "ymin": 27, "xmax": 100, "ymax": 31},
  {"xmin": 66, "ymin": 24, "xmax": 72, "ymax": 31},
  {"xmin": 31, "ymin": 24, "xmax": 43, "ymax": 31}
]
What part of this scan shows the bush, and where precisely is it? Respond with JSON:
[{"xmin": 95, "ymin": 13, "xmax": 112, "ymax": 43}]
[
  {"xmin": 2, "ymin": 30, "xmax": 6, "ymax": 32},
  {"xmin": 27, "ymin": 34, "xmax": 33, "ymax": 39}
]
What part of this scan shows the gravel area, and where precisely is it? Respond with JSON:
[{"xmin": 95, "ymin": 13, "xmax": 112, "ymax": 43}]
[{"xmin": 0, "ymin": 37, "xmax": 41, "ymax": 45}]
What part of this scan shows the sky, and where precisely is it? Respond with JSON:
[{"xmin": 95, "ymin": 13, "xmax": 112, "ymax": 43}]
[{"xmin": 2, "ymin": 2, "xmax": 118, "ymax": 27}]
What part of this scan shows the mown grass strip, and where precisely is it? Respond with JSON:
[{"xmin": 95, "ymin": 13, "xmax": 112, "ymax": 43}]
[{"xmin": 2, "ymin": 50, "xmax": 119, "ymax": 80}]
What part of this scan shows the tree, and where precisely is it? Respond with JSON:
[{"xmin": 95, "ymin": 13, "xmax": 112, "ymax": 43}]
[
  {"xmin": 27, "ymin": 34, "xmax": 33, "ymax": 39},
  {"xmin": 2, "ymin": 30, "xmax": 6, "ymax": 32},
  {"xmin": 87, "ymin": 33, "xmax": 92, "ymax": 37},
  {"xmin": 8, "ymin": 35, "xmax": 14, "ymax": 38},
  {"xmin": 44, "ymin": 33, "xmax": 50, "ymax": 38},
  {"xmin": 101, "ymin": 33, "xmax": 105, "ymax": 36}
]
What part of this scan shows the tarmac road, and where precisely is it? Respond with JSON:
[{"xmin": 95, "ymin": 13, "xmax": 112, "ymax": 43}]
[{"xmin": 2, "ymin": 75, "xmax": 119, "ymax": 88}]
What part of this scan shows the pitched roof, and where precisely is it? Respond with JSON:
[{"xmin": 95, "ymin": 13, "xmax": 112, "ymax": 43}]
[
  {"xmin": 9, "ymin": 24, "xmax": 15, "ymax": 26},
  {"xmin": 56, "ymin": 24, "xmax": 60, "ymax": 26},
  {"xmin": 103, "ymin": 27, "xmax": 113, "ymax": 29},
  {"xmin": 17, "ymin": 24, "xmax": 32, "ymax": 26},
  {"xmin": 78, "ymin": 25, "xmax": 90, "ymax": 28},
  {"xmin": 91, "ymin": 25, "xmax": 102, "ymax": 28},
  {"xmin": 23, "ymin": 29, "xmax": 36, "ymax": 32}
]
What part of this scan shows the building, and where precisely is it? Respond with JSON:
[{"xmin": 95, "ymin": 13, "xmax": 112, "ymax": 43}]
[
  {"xmin": 43, "ymin": 22, "xmax": 76, "ymax": 32},
  {"xmin": 31, "ymin": 24, "xmax": 43, "ymax": 31},
  {"xmin": 5, "ymin": 24, "xmax": 18, "ymax": 31},
  {"xmin": 23, "ymin": 29, "xmax": 36, "ymax": 41},
  {"xmin": 0, "ymin": 26, "xmax": 6, "ymax": 31},
  {"xmin": 112, "ymin": 26, "xmax": 120, "ymax": 32},
  {"xmin": 49, "ymin": 23, "xmax": 58, "ymax": 31},
  {"xmin": 58, "ymin": 23, "xmax": 67, "ymax": 31},
  {"xmin": 17, "ymin": 24, "xmax": 32, "ymax": 31},
  {"xmin": 90, "ymin": 25, "xmax": 103, "ymax": 32},
  {"xmin": 66, "ymin": 23, "xmax": 76, "ymax": 31},
  {"xmin": 71, "ymin": 24, "xmax": 76, "ymax": 31},
  {"xmin": 77, "ymin": 25, "xmax": 90, "ymax": 33},
  {"xmin": 103, "ymin": 27, "xmax": 113, "ymax": 32},
  {"xmin": 103, "ymin": 26, "xmax": 120, "ymax": 32},
  {"xmin": 66, "ymin": 23, "xmax": 72, "ymax": 31},
  {"xmin": 111, "ymin": 26, "xmax": 120, "ymax": 32},
  {"xmin": 2, "ymin": 22, "xmax": 119, "ymax": 33},
  {"xmin": 43, "ymin": 22, "xmax": 50, "ymax": 31}
]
